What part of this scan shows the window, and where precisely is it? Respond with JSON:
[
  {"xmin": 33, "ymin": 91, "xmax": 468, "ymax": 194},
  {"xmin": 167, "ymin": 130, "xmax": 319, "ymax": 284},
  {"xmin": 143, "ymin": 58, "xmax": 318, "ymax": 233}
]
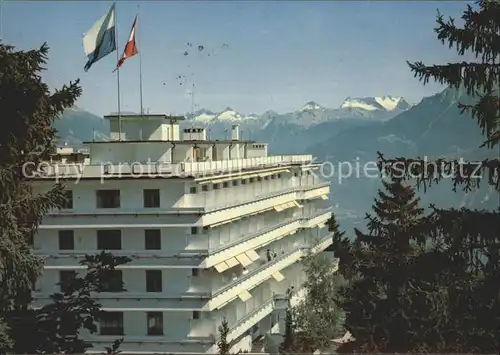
[
  {"xmin": 202, "ymin": 185, "xmax": 208, "ymax": 192},
  {"xmin": 59, "ymin": 270, "xmax": 76, "ymax": 293},
  {"xmin": 189, "ymin": 186, "xmax": 197, "ymax": 194},
  {"xmin": 99, "ymin": 312, "xmax": 124, "ymax": 336},
  {"xmin": 147, "ymin": 312, "xmax": 163, "ymax": 335},
  {"xmin": 271, "ymin": 175, "xmax": 276, "ymax": 179},
  {"xmin": 191, "ymin": 227, "xmax": 198, "ymax": 235},
  {"xmin": 96, "ymin": 190, "xmax": 120, "ymax": 208},
  {"xmin": 146, "ymin": 270, "xmax": 162, "ymax": 292},
  {"xmin": 232, "ymin": 180, "xmax": 238, "ymax": 186},
  {"xmin": 257, "ymin": 177, "xmax": 262, "ymax": 182},
  {"xmin": 249, "ymin": 177, "xmax": 254, "ymax": 183},
  {"xmin": 264, "ymin": 176, "xmax": 269, "ymax": 180},
  {"xmin": 145, "ymin": 229, "xmax": 161, "ymax": 250},
  {"xmin": 223, "ymin": 182, "xmax": 229, "ymax": 188},
  {"xmin": 277, "ymin": 174, "xmax": 281, "ymax": 178},
  {"xmin": 242, "ymin": 179, "xmax": 247, "ymax": 185},
  {"xmin": 213, "ymin": 183, "xmax": 219, "ymax": 190},
  {"xmin": 143, "ymin": 189, "xmax": 160, "ymax": 208},
  {"xmin": 192, "ymin": 311, "xmax": 200, "ymax": 319},
  {"xmin": 62, "ymin": 190, "xmax": 73, "ymax": 209},
  {"xmin": 192, "ymin": 268, "xmax": 199, "ymax": 277},
  {"xmin": 97, "ymin": 230, "xmax": 122, "ymax": 250},
  {"xmin": 99, "ymin": 270, "xmax": 123, "ymax": 292},
  {"xmin": 27, "ymin": 233, "xmax": 34, "ymax": 247},
  {"xmin": 58, "ymin": 230, "xmax": 74, "ymax": 250}
]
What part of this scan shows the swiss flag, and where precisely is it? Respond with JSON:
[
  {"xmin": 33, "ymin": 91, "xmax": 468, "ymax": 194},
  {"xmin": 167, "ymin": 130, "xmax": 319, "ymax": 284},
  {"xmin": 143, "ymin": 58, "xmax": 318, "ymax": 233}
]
[{"xmin": 114, "ymin": 15, "xmax": 138, "ymax": 72}]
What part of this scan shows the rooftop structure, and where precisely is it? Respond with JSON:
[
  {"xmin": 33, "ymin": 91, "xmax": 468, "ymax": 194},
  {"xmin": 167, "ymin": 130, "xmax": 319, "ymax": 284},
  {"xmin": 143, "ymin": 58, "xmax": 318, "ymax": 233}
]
[{"xmin": 31, "ymin": 113, "xmax": 334, "ymax": 353}]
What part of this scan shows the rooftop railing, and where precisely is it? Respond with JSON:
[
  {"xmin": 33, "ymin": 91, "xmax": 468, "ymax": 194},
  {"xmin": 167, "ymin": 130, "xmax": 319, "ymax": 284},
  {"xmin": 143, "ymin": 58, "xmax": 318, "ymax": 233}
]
[{"xmin": 33, "ymin": 155, "xmax": 314, "ymax": 179}]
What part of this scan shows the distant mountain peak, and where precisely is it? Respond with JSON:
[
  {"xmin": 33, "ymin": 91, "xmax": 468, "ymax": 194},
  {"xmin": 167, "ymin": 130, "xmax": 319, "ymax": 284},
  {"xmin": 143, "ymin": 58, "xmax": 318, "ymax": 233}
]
[
  {"xmin": 340, "ymin": 96, "xmax": 410, "ymax": 112},
  {"xmin": 301, "ymin": 101, "xmax": 323, "ymax": 111}
]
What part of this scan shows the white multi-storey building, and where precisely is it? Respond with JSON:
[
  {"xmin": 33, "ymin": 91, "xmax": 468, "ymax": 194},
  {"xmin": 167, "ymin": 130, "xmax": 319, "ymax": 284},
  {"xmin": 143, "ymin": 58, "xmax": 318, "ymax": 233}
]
[{"xmin": 31, "ymin": 114, "xmax": 333, "ymax": 354}]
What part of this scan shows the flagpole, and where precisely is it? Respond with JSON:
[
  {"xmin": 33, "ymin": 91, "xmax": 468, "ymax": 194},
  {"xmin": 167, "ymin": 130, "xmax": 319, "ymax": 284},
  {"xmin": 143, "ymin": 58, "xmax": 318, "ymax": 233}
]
[
  {"xmin": 114, "ymin": 2, "xmax": 122, "ymax": 141},
  {"xmin": 137, "ymin": 4, "xmax": 144, "ymax": 117},
  {"xmin": 0, "ymin": 0, "xmax": 4, "ymax": 42}
]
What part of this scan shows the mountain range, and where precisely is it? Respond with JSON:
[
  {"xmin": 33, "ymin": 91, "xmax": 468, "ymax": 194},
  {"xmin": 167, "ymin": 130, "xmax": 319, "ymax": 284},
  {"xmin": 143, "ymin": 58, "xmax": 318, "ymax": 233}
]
[{"xmin": 54, "ymin": 88, "xmax": 497, "ymax": 232}]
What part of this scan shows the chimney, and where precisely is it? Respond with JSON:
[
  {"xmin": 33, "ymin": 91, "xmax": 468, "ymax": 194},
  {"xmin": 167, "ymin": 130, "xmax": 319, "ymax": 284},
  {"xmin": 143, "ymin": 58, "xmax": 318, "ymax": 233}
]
[{"xmin": 231, "ymin": 124, "xmax": 240, "ymax": 141}]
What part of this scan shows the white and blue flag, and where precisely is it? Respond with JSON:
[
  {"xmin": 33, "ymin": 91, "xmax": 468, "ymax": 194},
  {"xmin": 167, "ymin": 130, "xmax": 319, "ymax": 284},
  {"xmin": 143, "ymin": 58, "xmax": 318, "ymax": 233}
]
[{"xmin": 83, "ymin": 3, "xmax": 116, "ymax": 72}]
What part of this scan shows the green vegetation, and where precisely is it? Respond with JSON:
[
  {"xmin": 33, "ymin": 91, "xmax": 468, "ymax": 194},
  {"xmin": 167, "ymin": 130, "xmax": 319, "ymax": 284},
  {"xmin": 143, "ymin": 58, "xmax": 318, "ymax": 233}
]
[
  {"xmin": 0, "ymin": 43, "xmax": 130, "ymax": 353},
  {"xmin": 334, "ymin": 0, "xmax": 500, "ymax": 352}
]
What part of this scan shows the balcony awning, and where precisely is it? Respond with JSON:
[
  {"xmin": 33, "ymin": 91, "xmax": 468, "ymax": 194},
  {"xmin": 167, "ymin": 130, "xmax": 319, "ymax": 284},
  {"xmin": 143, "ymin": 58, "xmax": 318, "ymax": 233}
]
[
  {"xmin": 245, "ymin": 249, "xmax": 260, "ymax": 262},
  {"xmin": 214, "ymin": 261, "xmax": 230, "ymax": 273},
  {"xmin": 274, "ymin": 201, "xmax": 296, "ymax": 212},
  {"xmin": 225, "ymin": 257, "xmax": 239, "ymax": 268},
  {"xmin": 272, "ymin": 271, "xmax": 285, "ymax": 282},
  {"xmin": 292, "ymin": 201, "xmax": 303, "ymax": 208},
  {"xmin": 321, "ymin": 194, "xmax": 329, "ymax": 200},
  {"xmin": 197, "ymin": 168, "xmax": 291, "ymax": 185},
  {"xmin": 235, "ymin": 253, "xmax": 252, "ymax": 267},
  {"xmin": 209, "ymin": 216, "xmax": 240, "ymax": 228},
  {"xmin": 238, "ymin": 290, "xmax": 252, "ymax": 302}
]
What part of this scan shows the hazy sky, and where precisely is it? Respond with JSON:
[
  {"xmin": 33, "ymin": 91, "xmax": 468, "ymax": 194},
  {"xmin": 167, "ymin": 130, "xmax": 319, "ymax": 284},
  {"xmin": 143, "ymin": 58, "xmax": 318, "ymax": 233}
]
[{"xmin": 3, "ymin": 1, "xmax": 472, "ymax": 116}]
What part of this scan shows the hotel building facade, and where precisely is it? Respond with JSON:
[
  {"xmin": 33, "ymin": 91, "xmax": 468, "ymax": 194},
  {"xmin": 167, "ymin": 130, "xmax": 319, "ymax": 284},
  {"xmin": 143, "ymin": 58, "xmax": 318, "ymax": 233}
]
[{"xmin": 31, "ymin": 114, "xmax": 333, "ymax": 353}]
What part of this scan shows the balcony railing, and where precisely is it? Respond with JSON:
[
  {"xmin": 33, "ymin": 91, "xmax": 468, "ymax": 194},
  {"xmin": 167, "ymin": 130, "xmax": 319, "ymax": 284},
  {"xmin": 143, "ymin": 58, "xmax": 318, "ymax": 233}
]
[
  {"xmin": 33, "ymin": 155, "xmax": 314, "ymax": 179},
  {"xmin": 206, "ymin": 233, "xmax": 333, "ymax": 310}
]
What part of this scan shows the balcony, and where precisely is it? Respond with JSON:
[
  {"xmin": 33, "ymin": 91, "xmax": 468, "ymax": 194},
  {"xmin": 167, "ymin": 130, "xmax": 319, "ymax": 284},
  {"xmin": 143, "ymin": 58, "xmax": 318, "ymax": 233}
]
[
  {"xmin": 200, "ymin": 207, "xmax": 332, "ymax": 269},
  {"xmin": 31, "ymin": 155, "xmax": 314, "ymax": 180},
  {"xmin": 192, "ymin": 297, "xmax": 276, "ymax": 343},
  {"xmin": 205, "ymin": 233, "xmax": 333, "ymax": 311},
  {"xmin": 201, "ymin": 182, "xmax": 330, "ymax": 226}
]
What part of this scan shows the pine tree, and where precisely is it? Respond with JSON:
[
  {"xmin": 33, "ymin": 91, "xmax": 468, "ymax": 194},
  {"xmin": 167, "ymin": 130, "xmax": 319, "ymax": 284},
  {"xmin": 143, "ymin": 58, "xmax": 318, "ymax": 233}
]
[
  {"xmin": 217, "ymin": 318, "xmax": 231, "ymax": 355},
  {"xmin": 6, "ymin": 252, "xmax": 131, "ymax": 354},
  {"xmin": 0, "ymin": 43, "xmax": 81, "ymax": 348},
  {"xmin": 293, "ymin": 234, "xmax": 345, "ymax": 352},
  {"xmin": 336, "ymin": 176, "xmax": 426, "ymax": 352},
  {"xmin": 278, "ymin": 288, "xmax": 296, "ymax": 354},
  {"xmin": 373, "ymin": 0, "xmax": 499, "ymax": 352}
]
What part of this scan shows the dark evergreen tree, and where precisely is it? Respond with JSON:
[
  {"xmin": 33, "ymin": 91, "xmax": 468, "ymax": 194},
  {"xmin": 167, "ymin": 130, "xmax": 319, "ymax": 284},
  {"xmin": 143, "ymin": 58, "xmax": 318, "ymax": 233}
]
[
  {"xmin": 0, "ymin": 43, "xmax": 132, "ymax": 354},
  {"xmin": 336, "ymin": 176, "xmax": 426, "ymax": 352},
  {"xmin": 370, "ymin": 0, "xmax": 499, "ymax": 352},
  {"xmin": 217, "ymin": 318, "xmax": 231, "ymax": 355},
  {"xmin": 6, "ymin": 252, "xmax": 131, "ymax": 354},
  {"xmin": 0, "ymin": 43, "xmax": 81, "ymax": 348},
  {"xmin": 278, "ymin": 288, "xmax": 296, "ymax": 354}
]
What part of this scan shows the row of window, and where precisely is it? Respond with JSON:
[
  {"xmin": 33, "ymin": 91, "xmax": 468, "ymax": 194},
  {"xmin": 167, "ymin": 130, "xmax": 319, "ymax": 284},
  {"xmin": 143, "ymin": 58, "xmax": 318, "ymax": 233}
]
[
  {"xmin": 59, "ymin": 268, "xmax": 200, "ymax": 293},
  {"xmin": 61, "ymin": 171, "xmax": 315, "ymax": 209},
  {"xmin": 99, "ymin": 311, "xmax": 201, "ymax": 336},
  {"xmin": 57, "ymin": 228, "xmax": 203, "ymax": 250},
  {"xmin": 61, "ymin": 171, "xmax": 298, "ymax": 209},
  {"xmin": 61, "ymin": 189, "xmax": 160, "ymax": 209},
  {"xmin": 188, "ymin": 173, "xmax": 284, "ymax": 194}
]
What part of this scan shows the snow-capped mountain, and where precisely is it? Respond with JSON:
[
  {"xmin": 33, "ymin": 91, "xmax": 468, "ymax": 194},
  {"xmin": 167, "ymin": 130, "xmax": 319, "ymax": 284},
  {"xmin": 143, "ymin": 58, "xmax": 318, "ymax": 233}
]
[
  {"xmin": 188, "ymin": 95, "xmax": 412, "ymax": 127},
  {"xmin": 300, "ymin": 101, "xmax": 325, "ymax": 112},
  {"xmin": 190, "ymin": 107, "xmax": 259, "ymax": 124},
  {"xmin": 340, "ymin": 96, "xmax": 411, "ymax": 112}
]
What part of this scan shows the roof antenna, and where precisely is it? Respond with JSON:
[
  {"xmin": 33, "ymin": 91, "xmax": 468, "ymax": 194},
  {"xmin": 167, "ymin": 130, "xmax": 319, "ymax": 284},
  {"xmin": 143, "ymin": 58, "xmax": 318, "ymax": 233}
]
[{"xmin": 190, "ymin": 75, "xmax": 195, "ymax": 129}]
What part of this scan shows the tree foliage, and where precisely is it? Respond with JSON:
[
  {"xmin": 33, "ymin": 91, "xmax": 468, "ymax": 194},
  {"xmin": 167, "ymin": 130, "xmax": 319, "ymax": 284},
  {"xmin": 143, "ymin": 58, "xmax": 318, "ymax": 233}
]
[
  {"xmin": 287, "ymin": 215, "xmax": 345, "ymax": 353},
  {"xmin": 0, "ymin": 43, "xmax": 131, "ymax": 354},
  {"xmin": 336, "ymin": 177, "xmax": 429, "ymax": 352},
  {"xmin": 0, "ymin": 42, "xmax": 81, "ymax": 348},
  {"xmin": 278, "ymin": 288, "xmax": 296, "ymax": 354},
  {"xmin": 217, "ymin": 318, "xmax": 232, "ymax": 355},
  {"xmin": 336, "ymin": 1, "xmax": 500, "ymax": 352},
  {"xmin": 5, "ymin": 252, "xmax": 130, "ymax": 354}
]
